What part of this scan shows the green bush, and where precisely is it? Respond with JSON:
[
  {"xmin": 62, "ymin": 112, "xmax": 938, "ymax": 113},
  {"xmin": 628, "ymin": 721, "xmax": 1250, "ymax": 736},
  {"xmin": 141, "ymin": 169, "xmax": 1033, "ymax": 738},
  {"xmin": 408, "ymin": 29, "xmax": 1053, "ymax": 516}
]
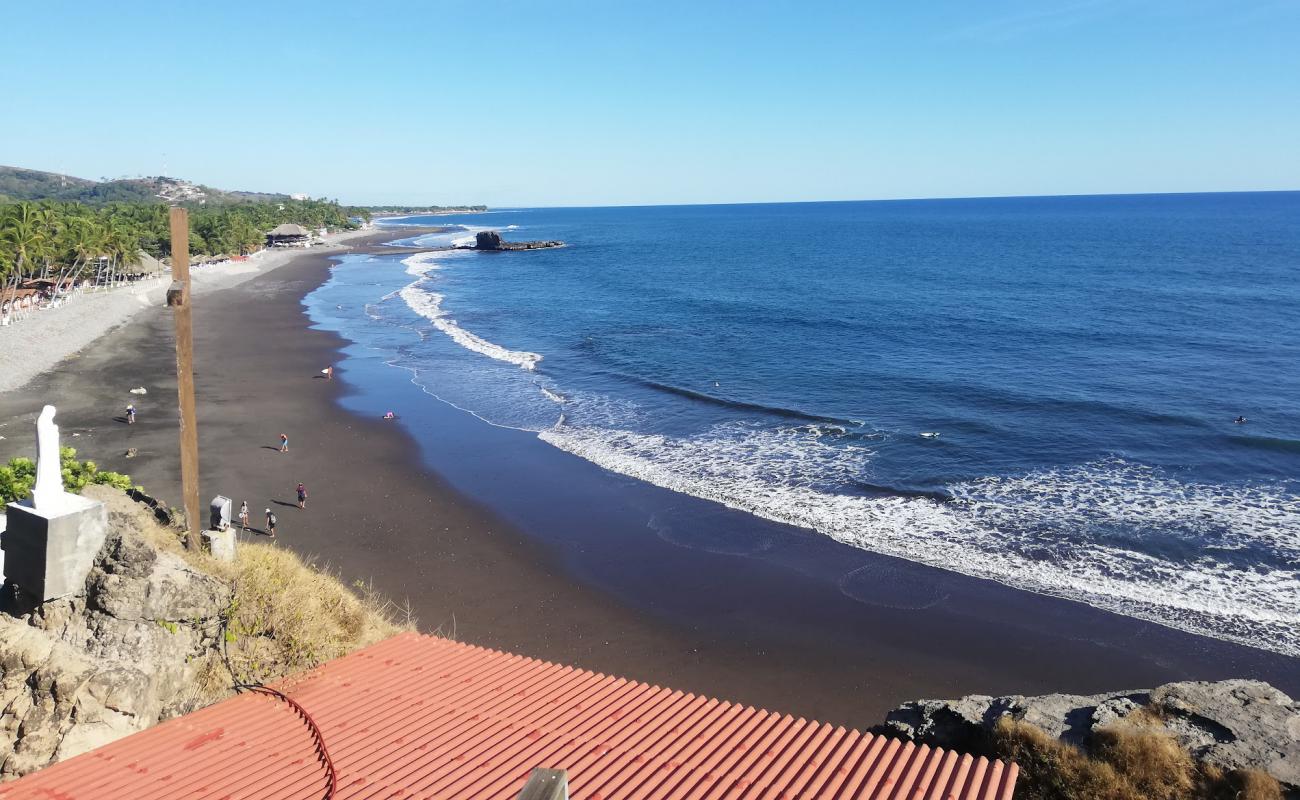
[
  {"xmin": 0, "ymin": 457, "xmax": 35, "ymax": 506},
  {"xmin": 0, "ymin": 448, "xmax": 131, "ymax": 505}
]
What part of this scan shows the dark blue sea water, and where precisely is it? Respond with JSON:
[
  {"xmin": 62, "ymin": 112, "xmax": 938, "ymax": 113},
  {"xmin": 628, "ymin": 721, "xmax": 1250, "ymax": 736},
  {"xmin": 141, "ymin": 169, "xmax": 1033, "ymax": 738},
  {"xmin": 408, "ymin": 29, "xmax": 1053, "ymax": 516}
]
[{"xmin": 307, "ymin": 193, "xmax": 1300, "ymax": 657}]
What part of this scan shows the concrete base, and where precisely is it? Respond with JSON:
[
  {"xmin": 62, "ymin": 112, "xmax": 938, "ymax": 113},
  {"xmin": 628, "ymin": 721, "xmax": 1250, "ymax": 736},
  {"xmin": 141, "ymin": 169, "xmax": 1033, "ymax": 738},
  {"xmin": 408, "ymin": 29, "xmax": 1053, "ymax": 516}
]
[
  {"xmin": 202, "ymin": 528, "xmax": 236, "ymax": 562},
  {"xmin": 2, "ymin": 495, "xmax": 108, "ymax": 602}
]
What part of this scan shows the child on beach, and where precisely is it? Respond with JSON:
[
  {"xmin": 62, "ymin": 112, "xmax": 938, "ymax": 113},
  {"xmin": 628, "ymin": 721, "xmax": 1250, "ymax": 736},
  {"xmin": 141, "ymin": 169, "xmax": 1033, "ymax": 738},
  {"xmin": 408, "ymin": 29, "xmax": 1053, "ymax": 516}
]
[
  {"xmin": 238, "ymin": 500, "xmax": 249, "ymax": 531},
  {"xmin": 279, "ymin": 433, "xmax": 289, "ymax": 452},
  {"xmin": 265, "ymin": 508, "xmax": 277, "ymax": 538},
  {"xmin": 125, "ymin": 404, "xmax": 135, "ymax": 424},
  {"xmin": 322, "ymin": 366, "xmax": 333, "ymax": 380},
  {"xmin": 296, "ymin": 483, "xmax": 307, "ymax": 509}
]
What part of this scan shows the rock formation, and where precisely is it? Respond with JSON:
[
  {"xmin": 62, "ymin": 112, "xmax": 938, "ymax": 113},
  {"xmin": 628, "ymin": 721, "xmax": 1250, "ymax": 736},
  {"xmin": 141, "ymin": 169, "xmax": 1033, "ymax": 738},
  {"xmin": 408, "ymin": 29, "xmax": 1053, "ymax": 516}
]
[
  {"xmin": 465, "ymin": 230, "xmax": 564, "ymax": 251},
  {"xmin": 0, "ymin": 485, "xmax": 229, "ymax": 779},
  {"xmin": 883, "ymin": 680, "xmax": 1300, "ymax": 794}
]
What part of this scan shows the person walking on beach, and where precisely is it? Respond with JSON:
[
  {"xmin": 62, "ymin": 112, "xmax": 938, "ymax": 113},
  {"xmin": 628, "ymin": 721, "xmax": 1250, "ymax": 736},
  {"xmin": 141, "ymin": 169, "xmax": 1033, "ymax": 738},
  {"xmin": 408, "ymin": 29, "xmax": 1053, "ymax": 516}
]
[
  {"xmin": 238, "ymin": 500, "xmax": 249, "ymax": 531},
  {"xmin": 279, "ymin": 433, "xmax": 289, "ymax": 452},
  {"xmin": 322, "ymin": 366, "xmax": 334, "ymax": 381},
  {"xmin": 296, "ymin": 483, "xmax": 307, "ymax": 509},
  {"xmin": 265, "ymin": 508, "xmax": 277, "ymax": 539},
  {"xmin": 125, "ymin": 404, "xmax": 136, "ymax": 425}
]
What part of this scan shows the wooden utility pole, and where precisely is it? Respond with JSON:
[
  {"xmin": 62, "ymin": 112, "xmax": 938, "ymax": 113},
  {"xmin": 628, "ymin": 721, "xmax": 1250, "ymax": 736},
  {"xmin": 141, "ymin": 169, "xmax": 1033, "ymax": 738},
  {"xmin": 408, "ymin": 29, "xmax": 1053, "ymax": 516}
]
[{"xmin": 167, "ymin": 207, "xmax": 202, "ymax": 550}]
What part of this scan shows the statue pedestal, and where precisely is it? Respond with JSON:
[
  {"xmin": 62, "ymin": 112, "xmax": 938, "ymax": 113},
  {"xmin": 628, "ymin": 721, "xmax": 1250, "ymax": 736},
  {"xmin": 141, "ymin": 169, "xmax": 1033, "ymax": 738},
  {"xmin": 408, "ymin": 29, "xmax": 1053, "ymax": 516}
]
[
  {"xmin": 2, "ymin": 495, "xmax": 108, "ymax": 602},
  {"xmin": 201, "ymin": 528, "xmax": 236, "ymax": 562}
]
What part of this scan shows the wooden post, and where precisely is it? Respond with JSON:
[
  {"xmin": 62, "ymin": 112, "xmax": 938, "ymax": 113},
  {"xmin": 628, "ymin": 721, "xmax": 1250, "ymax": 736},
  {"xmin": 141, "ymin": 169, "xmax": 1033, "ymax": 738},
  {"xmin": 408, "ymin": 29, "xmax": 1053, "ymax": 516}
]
[
  {"xmin": 168, "ymin": 207, "xmax": 202, "ymax": 551},
  {"xmin": 516, "ymin": 769, "xmax": 568, "ymax": 800}
]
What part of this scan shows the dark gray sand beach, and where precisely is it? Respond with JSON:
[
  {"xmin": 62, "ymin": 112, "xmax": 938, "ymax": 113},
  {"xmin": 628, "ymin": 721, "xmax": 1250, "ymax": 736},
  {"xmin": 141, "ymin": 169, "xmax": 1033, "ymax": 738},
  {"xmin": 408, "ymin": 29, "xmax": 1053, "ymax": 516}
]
[{"xmin": 2, "ymin": 229, "xmax": 1295, "ymax": 727}]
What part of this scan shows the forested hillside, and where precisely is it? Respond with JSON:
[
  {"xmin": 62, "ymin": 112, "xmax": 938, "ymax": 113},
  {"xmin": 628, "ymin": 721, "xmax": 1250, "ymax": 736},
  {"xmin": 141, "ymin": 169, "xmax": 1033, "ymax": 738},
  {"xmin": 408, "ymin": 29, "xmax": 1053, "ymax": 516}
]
[{"xmin": 0, "ymin": 165, "xmax": 290, "ymax": 205}]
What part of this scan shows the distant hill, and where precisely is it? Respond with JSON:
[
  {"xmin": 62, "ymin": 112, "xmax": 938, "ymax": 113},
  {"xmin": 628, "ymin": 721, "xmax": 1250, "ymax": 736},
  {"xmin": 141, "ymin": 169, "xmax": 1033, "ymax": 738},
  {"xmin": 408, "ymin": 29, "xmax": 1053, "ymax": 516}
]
[{"xmin": 0, "ymin": 165, "xmax": 291, "ymax": 205}]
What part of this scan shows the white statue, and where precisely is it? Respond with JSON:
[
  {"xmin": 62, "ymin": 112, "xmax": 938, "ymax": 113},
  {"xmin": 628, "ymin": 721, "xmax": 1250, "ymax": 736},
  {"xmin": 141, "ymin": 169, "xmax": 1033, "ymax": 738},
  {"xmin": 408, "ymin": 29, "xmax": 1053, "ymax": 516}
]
[{"xmin": 31, "ymin": 405, "xmax": 67, "ymax": 511}]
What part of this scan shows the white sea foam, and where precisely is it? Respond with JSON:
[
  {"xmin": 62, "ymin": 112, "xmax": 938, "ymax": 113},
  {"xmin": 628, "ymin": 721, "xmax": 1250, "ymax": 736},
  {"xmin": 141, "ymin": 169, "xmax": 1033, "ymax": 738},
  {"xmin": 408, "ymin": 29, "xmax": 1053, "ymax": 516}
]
[
  {"xmin": 397, "ymin": 251, "xmax": 542, "ymax": 371},
  {"xmin": 403, "ymin": 251, "xmax": 445, "ymax": 277},
  {"xmin": 398, "ymin": 285, "xmax": 541, "ymax": 370},
  {"xmin": 539, "ymin": 423, "xmax": 1300, "ymax": 656}
]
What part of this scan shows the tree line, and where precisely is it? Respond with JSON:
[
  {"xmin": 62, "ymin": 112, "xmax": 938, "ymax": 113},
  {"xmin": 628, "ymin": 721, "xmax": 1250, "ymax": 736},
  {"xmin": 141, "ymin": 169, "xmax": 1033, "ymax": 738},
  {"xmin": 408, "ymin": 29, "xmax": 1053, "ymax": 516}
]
[{"xmin": 0, "ymin": 198, "xmax": 369, "ymax": 303}]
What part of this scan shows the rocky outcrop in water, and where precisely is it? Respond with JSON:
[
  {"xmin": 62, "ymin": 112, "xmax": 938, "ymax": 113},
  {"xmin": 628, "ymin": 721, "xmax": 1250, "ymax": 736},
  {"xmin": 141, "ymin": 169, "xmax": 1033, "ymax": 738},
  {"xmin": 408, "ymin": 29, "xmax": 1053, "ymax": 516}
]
[
  {"xmin": 463, "ymin": 230, "xmax": 564, "ymax": 251},
  {"xmin": 882, "ymin": 680, "xmax": 1300, "ymax": 794},
  {"xmin": 0, "ymin": 485, "xmax": 229, "ymax": 779}
]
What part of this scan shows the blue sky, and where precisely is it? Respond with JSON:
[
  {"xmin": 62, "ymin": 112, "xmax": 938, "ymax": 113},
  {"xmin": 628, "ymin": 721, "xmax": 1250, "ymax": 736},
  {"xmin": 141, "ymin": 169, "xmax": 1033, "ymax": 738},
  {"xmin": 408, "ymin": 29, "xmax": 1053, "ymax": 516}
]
[{"xmin": 2, "ymin": 1, "xmax": 1298, "ymax": 206}]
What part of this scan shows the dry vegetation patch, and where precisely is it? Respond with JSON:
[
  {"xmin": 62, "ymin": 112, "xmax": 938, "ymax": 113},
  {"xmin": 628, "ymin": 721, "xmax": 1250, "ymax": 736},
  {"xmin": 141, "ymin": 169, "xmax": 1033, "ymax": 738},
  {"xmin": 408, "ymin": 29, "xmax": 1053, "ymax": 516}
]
[
  {"xmin": 993, "ymin": 718, "xmax": 1282, "ymax": 800},
  {"xmin": 213, "ymin": 544, "xmax": 412, "ymax": 690}
]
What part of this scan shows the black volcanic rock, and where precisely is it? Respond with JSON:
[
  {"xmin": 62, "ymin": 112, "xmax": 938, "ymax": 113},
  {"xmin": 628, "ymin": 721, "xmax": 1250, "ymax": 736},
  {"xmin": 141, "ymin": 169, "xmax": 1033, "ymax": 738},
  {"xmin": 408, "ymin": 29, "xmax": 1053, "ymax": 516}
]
[
  {"xmin": 475, "ymin": 230, "xmax": 503, "ymax": 250},
  {"xmin": 461, "ymin": 230, "xmax": 564, "ymax": 251}
]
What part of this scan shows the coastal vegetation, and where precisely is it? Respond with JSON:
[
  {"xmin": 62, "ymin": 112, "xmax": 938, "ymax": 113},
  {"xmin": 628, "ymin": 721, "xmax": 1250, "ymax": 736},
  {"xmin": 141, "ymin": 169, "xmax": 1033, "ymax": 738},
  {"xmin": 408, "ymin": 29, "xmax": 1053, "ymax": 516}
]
[
  {"xmin": 0, "ymin": 447, "xmax": 132, "ymax": 505},
  {"xmin": 0, "ymin": 197, "xmax": 366, "ymax": 302}
]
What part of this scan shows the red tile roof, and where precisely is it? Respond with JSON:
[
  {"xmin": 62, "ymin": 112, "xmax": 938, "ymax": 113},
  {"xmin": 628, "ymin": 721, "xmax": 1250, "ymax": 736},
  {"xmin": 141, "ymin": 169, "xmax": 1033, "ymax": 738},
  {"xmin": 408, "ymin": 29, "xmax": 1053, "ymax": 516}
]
[{"xmin": 1, "ymin": 632, "xmax": 1016, "ymax": 799}]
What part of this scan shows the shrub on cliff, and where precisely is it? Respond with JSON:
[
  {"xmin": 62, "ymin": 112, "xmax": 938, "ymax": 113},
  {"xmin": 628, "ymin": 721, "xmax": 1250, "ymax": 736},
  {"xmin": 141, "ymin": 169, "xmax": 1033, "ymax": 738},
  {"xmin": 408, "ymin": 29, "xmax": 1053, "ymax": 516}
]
[
  {"xmin": 209, "ymin": 545, "xmax": 412, "ymax": 692},
  {"xmin": 0, "ymin": 447, "xmax": 131, "ymax": 505},
  {"xmin": 993, "ymin": 717, "xmax": 1282, "ymax": 800}
]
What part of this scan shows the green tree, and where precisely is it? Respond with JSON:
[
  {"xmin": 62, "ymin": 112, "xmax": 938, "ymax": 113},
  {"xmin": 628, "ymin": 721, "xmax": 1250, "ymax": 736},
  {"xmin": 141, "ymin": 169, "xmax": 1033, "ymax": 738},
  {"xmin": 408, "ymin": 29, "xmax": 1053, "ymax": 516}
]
[{"xmin": 0, "ymin": 448, "xmax": 132, "ymax": 505}]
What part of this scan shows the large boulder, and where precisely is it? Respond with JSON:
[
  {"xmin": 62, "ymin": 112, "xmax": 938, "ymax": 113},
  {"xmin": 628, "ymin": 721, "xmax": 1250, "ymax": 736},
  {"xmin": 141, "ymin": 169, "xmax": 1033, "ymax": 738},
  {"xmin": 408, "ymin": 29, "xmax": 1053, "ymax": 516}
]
[
  {"xmin": 474, "ymin": 230, "xmax": 503, "ymax": 250},
  {"xmin": 0, "ymin": 485, "xmax": 230, "ymax": 779},
  {"xmin": 883, "ymin": 680, "xmax": 1300, "ymax": 794}
]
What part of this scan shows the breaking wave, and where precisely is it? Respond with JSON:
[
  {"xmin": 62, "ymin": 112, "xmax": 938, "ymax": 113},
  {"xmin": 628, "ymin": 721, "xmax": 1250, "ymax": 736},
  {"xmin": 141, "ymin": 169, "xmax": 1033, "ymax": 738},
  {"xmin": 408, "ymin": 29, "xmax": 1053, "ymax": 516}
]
[
  {"xmin": 398, "ymin": 252, "xmax": 542, "ymax": 371},
  {"xmin": 539, "ymin": 421, "xmax": 1300, "ymax": 657}
]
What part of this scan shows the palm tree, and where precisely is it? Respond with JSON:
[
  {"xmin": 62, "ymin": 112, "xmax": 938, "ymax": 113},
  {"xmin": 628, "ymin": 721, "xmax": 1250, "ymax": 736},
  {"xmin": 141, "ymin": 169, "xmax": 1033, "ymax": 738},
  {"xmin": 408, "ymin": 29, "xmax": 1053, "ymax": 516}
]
[
  {"xmin": 57, "ymin": 214, "xmax": 106, "ymax": 295},
  {"xmin": 0, "ymin": 202, "xmax": 51, "ymax": 316},
  {"xmin": 106, "ymin": 219, "xmax": 138, "ymax": 289}
]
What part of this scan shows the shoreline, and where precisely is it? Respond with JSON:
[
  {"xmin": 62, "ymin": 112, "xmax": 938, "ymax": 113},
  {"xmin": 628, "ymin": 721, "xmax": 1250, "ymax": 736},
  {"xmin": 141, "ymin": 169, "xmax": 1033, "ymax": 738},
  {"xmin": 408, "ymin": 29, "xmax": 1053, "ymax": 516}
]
[{"xmin": 1, "ymin": 229, "xmax": 1296, "ymax": 727}]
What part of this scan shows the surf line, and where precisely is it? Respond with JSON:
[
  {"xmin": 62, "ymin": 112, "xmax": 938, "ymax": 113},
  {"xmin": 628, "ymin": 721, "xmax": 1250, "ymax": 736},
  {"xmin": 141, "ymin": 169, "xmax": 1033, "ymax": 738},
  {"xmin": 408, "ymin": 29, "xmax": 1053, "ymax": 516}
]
[{"xmin": 397, "ymin": 251, "xmax": 543, "ymax": 371}]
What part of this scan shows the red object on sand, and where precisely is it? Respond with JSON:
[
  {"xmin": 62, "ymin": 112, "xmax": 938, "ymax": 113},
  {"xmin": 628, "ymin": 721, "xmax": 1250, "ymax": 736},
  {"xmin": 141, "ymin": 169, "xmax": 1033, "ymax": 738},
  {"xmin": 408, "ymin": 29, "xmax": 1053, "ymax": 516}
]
[{"xmin": 0, "ymin": 632, "xmax": 1017, "ymax": 799}]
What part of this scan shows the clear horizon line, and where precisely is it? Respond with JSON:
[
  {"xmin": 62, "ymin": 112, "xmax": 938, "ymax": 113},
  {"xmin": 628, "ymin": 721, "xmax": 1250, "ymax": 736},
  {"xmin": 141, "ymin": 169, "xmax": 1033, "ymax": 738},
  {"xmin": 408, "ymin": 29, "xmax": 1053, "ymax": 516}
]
[{"xmin": 369, "ymin": 187, "xmax": 1299, "ymax": 212}]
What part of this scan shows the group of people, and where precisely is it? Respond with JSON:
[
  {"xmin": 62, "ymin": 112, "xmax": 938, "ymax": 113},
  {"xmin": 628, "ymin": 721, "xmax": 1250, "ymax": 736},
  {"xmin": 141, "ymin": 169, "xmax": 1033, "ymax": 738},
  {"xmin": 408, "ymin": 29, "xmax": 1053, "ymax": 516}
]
[
  {"xmin": 130, "ymin": 362, "xmax": 400, "ymax": 542},
  {"xmin": 243, "ymin": 366, "xmax": 330, "ymax": 539},
  {"xmin": 234, "ymin": 482, "xmax": 307, "ymax": 540}
]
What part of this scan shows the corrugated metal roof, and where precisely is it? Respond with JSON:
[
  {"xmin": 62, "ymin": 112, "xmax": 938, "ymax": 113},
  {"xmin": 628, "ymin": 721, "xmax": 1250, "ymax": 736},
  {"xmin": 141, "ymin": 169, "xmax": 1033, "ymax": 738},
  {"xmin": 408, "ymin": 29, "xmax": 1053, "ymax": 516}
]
[{"xmin": 0, "ymin": 632, "xmax": 1016, "ymax": 799}]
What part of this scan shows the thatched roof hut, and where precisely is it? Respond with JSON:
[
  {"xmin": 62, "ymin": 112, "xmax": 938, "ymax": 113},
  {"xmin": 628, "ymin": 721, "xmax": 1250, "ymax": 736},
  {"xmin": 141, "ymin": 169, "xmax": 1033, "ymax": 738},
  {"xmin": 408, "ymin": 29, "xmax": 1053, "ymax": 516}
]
[
  {"xmin": 268, "ymin": 223, "xmax": 309, "ymax": 237},
  {"xmin": 266, "ymin": 222, "xmax": 311, "ymax": 247}
]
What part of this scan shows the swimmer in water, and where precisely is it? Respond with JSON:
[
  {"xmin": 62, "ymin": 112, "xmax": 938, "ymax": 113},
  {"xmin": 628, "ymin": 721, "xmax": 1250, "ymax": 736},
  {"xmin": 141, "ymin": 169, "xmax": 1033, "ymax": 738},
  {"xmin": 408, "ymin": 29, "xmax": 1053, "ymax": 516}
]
[{"xmin": 1234, "ymin": 416, "xmax": 1247, "ymax": 424}]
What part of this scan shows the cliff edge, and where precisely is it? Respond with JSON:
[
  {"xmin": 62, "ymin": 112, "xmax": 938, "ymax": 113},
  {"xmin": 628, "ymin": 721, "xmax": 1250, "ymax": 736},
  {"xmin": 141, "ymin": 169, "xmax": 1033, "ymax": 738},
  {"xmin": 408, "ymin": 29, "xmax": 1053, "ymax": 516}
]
[{"xmin": 0, "ymin": 485, "xmax": 407, "ymax": 780}]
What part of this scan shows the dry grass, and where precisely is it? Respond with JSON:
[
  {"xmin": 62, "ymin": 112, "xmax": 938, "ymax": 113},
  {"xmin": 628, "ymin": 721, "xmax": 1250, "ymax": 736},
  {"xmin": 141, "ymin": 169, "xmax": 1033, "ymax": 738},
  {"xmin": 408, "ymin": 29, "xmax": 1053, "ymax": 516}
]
[
  {"xmin": 88, "ymin": 487, "xmax": 416, "ymax": 699},
  {"xmin": 207, "ymin": 543, "xmax": 414, "ymax": 693},
  {"xmin": 992, "ymin": 718, "xmax": 1283, "ymax": 800}
]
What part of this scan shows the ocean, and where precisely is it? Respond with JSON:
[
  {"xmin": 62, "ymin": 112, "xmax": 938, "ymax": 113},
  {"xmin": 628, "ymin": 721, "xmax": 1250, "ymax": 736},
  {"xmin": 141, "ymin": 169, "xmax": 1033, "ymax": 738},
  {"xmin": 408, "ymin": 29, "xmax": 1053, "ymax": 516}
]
[{"xmin": 305, "ymin": 193, "xmax": 1300, "ymax": 658}]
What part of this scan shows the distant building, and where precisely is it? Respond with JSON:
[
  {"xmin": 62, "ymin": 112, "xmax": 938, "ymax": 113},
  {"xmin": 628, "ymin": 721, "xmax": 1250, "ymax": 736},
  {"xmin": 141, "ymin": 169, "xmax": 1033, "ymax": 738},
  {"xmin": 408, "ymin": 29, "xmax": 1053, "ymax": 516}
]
[
  {"xmin": 266, "ymin": 223, "xmax": 311, "ymax": 248},
  {"xmin": 290, "ymin": 192, "xmax": 310, "ymax": 201}
]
